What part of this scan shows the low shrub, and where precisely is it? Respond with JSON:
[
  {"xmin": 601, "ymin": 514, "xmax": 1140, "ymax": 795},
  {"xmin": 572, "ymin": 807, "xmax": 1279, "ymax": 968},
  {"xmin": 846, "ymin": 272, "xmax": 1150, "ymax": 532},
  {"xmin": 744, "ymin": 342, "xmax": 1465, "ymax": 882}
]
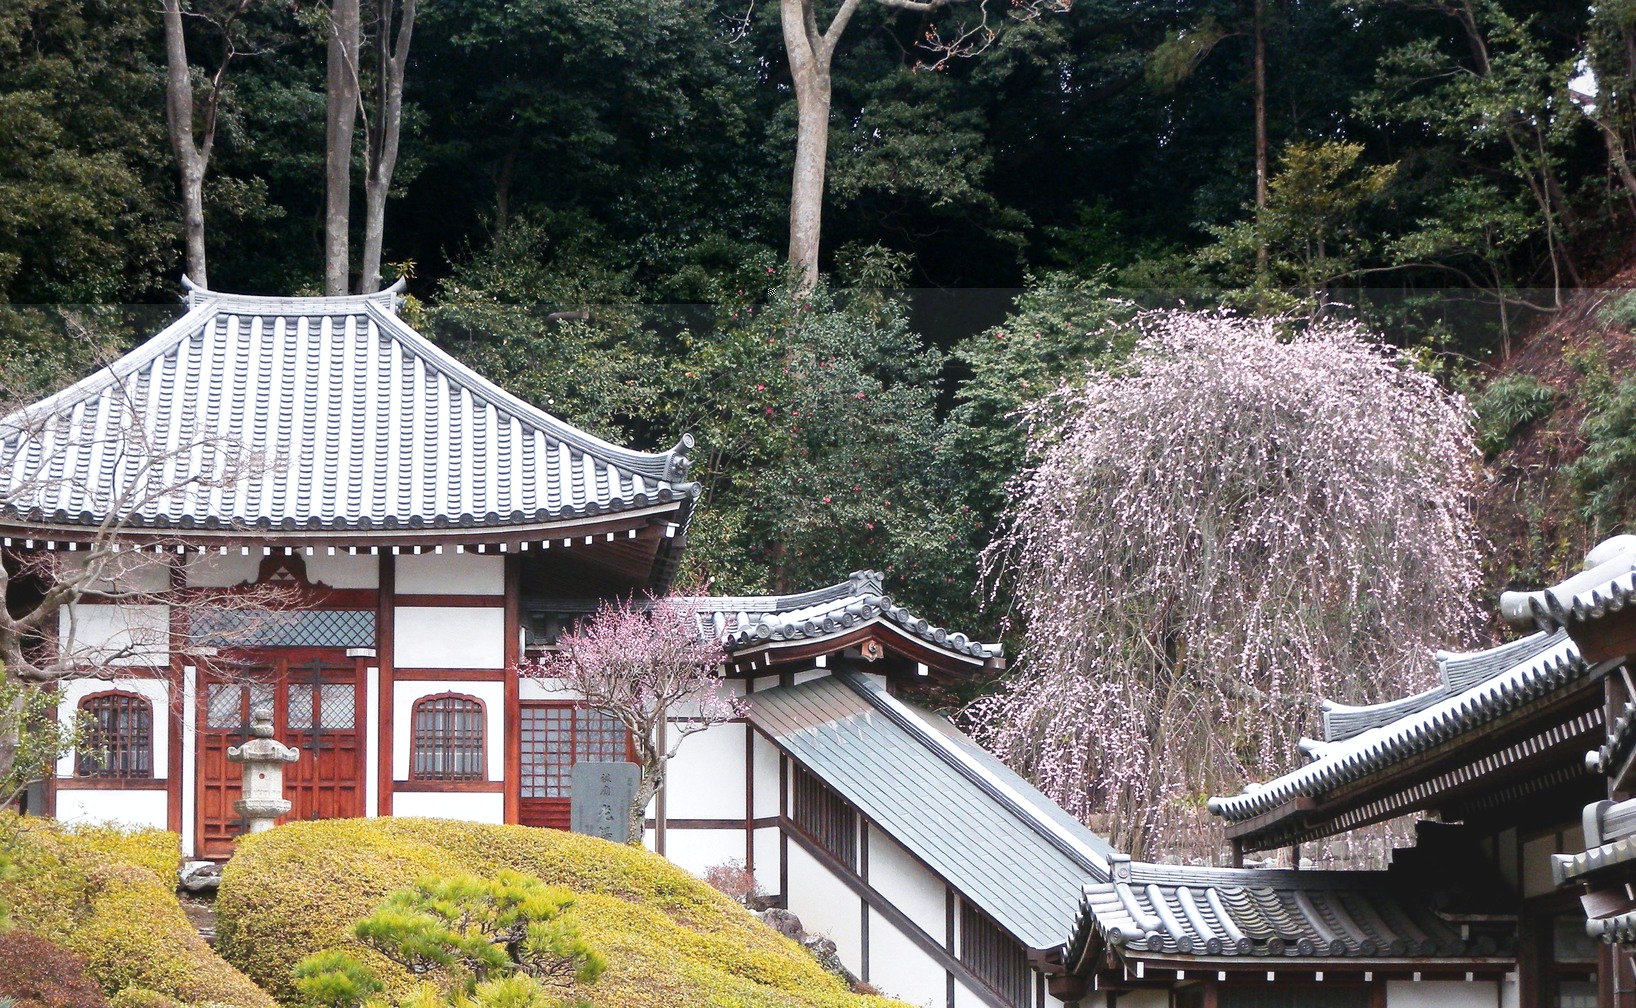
[
  {"xmin": 0, "ymin": 813, "xmax": 270, "ymax": 1008},
  {"xmin": 0, "ymin": 929, "xmax": 109, "ymax": 1008},
  {"xmin": 218, "ymin": 817, "xmax": 906, "ymax": 1008}
]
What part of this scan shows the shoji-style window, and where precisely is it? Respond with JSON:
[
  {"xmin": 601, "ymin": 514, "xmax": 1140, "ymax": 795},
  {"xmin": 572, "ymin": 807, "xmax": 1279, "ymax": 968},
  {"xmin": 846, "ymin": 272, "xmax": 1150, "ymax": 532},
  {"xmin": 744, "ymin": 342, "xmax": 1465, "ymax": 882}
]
[
  {"xmin": 76, "ymin": 691, "xmax": 154, "ymax": 778},
  {"xmin": 410, "ymin": 694, "xmax": 486, "ymax": 781}
]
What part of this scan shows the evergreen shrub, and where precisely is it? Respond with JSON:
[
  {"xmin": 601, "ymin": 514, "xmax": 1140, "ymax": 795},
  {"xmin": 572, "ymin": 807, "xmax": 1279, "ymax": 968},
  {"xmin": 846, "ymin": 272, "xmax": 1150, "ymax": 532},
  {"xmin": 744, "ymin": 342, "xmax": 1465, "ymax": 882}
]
[
  {"xmin": 0, "ymin": 813, "xmax": 271, "ymax": 1008},
  {"xmin": 216, "ymin": 817, "xmax": 906, "ymax": 1008}
]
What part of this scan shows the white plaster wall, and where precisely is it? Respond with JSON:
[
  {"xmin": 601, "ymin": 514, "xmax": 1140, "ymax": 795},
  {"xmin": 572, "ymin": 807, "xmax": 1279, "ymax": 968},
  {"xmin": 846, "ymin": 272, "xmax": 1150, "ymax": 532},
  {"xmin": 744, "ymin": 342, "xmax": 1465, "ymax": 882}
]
[
  {"xmin": 392, "ymin": 790, "xmax": 504, "ymax": 824},
  {"xmin": 60, "ymin": 603, "xmax": 170, "ymax": 666},
  {"xmin": 751, "ymin": 733, "xmax": 780, "ymax": 819},
  {"xmin": 392, "ymin": 680, "xmax": 505, "ymax": 781},
  {"xmin": 1044, "ymin": 989, "xmax": 1069, "ymax": 1008},
  {"xmin": 184, "ymin": 552, "xmax": 261, "ymax": 587},
  {"xmin": 60, "ymin": 551, "xmax": 172, "ymax": 593},
  {"xmin": 184, "ymin": 550, "xmax": 381, "ymax": 588},
  {"xmin": 752, "ymin": 827, "xmax": 781, "ymax": 895},
  {"xmin": 792, "ymin": 668, "xmax": 829, "ymax": 686},
  {"xmin": 1386, "ymin": 980, "xmax": 1498, "ymax": 1008},
  {"xmin": 1500, "ymin": 975, "xmax": 1520, "ymax": 1008},
  {"xmin": 395, "ymin": 553, "xmax": 504, "ymax": 595},
  {"xmin": 365, "ymin": 666, "xmax": 380, "ymax": 816},
  {"xmin": 953, "ymin": 978, "xmax": 993, "ymax": 1008},
  {"xmin": 666, "ymin": 722, "xmax": 746, "ymax": 820},
  {"xmin": 866, "ymin": 911, "xmax": 944, "ymax": 1008},
  {"xmin": 394, "ymin": 607, "xmax": 505, "ymax": 668},
  {"xmin": 305, "ymin": 552, "xmax": 380, "ymax": 588},
  {"xmin": 661, "ymin": 828, "xmax": 745, "ymax": 878},
  {"xmin": 866, "ymin": 824, "xmax": 945, "ymax": 943},
  {"xmin": 56, "ymin": 676, "xmax": 171, "ymax": 777},
  {"xmin": 786, "ymin": 841, "xmax": 864, "ymax": 972},
  {"xmin": 53, "ymin": 788, "xmax": 168, "ymax": 830},
  {"xmin": 181, "ymin": 665, "xmax": 197, "ymax": 857},
  {"xmin": 519, "ymin": 677, "xmax": 579, "ymax": 701}
]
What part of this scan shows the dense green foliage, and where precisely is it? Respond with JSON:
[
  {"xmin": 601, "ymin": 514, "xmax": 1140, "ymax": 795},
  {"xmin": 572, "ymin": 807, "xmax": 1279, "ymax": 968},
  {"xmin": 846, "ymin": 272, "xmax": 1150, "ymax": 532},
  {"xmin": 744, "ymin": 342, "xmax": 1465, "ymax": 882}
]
[
  {"xmin": 216, "ymin": 817, "xmax": 906, "ymax": 1008},
  {"xmin": 0, "ymin": 813, "xmax": 271, "ymax": 1008},
  {"xmin": 6, "ymin": 0, "xmax": 1636, "ymax": 671}
]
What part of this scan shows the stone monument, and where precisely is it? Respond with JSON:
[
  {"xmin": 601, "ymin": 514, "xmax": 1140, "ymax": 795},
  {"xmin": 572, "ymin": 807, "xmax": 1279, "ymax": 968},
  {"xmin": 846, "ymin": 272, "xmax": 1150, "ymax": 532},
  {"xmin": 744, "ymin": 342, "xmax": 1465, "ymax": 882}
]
[{"xmin": 225, "ymin": 707, "xmax": 300, "ymax": 834}]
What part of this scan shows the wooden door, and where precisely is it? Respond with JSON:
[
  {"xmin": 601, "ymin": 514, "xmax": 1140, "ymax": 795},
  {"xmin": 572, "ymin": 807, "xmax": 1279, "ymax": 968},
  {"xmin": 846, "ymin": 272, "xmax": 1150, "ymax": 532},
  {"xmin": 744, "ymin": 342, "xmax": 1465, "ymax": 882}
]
[
  {"xmin": 196, "ymin": 657, "xmax": 364, "ymax": 857},
  {"xmin": 518, "ymin": 702, "xmax": 633, "ymax": 830}
]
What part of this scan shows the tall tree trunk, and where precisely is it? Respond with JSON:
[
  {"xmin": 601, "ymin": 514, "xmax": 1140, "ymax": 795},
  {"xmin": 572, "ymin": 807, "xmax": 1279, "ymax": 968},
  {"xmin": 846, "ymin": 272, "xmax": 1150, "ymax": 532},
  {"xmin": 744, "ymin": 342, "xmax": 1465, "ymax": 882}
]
[
  {"xmin": 358, "ymin": 0, "xmax": 416, "ymax": 294},
  {"xmin": 783, "ymin": 0, "xmax": 835, "ymax": 295},
  {"xmin": 162, "ymin": 0, "xmax": 211, "ymax": 288},
  {"xmin": 324, "ymin": 0, "xmax": 362, "ymax": 296},
  {"xmin": 1252, "ymin": 0, "xmax": 1268, "ymax": 280}
]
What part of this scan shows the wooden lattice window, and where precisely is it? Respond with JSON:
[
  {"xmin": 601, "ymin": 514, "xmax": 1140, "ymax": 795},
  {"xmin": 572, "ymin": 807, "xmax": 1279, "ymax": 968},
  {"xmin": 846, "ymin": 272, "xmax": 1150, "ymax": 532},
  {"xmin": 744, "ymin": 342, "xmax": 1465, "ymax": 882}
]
[
  {"xmin": 76, "ymin": 691, "xmax": 154, "ymax": 778},
  {"xmin": 791, "ymin": 764, "xmax": 857, "ymax": 870},
  {"xmin": 410, "ymin": 694, "xmax": 486, "ymax": 781},
  {"xmin": 960, "ymin": 902, "xmax": 1031, "ymax": 1008}
]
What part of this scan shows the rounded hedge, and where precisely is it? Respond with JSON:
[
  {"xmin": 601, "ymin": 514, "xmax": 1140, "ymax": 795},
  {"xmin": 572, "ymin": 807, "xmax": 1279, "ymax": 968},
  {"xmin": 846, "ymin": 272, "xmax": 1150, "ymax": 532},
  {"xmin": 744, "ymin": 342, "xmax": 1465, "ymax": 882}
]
[
  {"xmin": 216, "ymin": 817, "xmax": 908, "ymax": 1008},
  {"xmin": 0, "ymin": 813, "xmax": 271, "ymax": 1008}
]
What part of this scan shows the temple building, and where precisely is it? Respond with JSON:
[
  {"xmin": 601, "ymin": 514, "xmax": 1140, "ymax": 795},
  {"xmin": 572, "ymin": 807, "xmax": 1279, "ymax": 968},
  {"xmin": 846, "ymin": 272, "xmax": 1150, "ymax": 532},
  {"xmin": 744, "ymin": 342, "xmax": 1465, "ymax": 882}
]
[
  {"xmin": 0, "ymin": 282, "xmax": 1101, "ymax": 1008},
  {"xmin": 1055, "ymin": 539, "xmax": 1636, "ymax": 1008}
]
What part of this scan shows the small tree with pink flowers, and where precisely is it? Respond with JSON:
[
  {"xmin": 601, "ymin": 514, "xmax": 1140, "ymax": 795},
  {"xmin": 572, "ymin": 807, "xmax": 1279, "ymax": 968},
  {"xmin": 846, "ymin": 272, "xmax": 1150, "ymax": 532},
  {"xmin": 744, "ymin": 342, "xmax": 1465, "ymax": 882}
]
[{"xmin": 520, "ymin": 594, "xmax": 742, "ymax": 842}]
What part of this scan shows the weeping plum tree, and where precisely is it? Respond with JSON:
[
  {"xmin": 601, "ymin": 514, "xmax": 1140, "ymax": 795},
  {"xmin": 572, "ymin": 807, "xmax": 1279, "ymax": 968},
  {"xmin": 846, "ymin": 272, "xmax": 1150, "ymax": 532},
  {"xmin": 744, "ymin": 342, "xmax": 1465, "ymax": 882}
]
[
  {"xmin": 520, "ymin": 595, "xmax": 742, "ymax": 842},
  {"xmin": 965, "ymin": 310, "xmax": 1485, "ymax": 862}
]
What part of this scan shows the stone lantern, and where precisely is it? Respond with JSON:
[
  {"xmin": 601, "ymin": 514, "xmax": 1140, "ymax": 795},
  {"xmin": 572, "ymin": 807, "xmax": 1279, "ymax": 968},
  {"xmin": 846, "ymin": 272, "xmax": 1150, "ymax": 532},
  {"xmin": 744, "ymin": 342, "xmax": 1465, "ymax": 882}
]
[{"xmin": 225, "ymin": 707, "xmax": 300, "ymax": 834}]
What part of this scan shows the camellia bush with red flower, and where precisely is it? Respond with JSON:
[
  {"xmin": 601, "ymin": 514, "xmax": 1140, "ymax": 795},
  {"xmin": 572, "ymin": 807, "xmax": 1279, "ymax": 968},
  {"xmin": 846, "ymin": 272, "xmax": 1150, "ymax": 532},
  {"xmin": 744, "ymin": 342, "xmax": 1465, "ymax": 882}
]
[{"xmin": 966, "ymin": 310, "xmax": 1486, "ymax": 862}]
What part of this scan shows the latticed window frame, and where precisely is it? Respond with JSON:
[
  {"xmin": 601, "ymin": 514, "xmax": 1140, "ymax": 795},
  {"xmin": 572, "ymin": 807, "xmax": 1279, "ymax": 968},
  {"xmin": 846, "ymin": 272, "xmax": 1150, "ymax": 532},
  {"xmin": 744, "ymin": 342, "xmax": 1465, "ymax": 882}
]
[
  {"xmin": 76, "ymin": 690, "xmax": 155, "ymax": 779},
  {"xmin": 519, "ymin": 704, "xmax": 632, "ymax": 800},
  {"xmin": 409, "ymin": 693, "xmax": 487, "ymax": 781}
]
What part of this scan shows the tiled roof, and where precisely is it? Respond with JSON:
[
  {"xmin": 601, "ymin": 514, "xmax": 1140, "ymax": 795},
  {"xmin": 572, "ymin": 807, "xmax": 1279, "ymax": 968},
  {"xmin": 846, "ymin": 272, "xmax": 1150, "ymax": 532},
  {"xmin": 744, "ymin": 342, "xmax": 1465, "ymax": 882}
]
[
  {"xmin": 0, "ymin": 282, "xmax": 698, "ymax": 538},
  {"xmin": 1500, "ymin": 535, "xmax": 1636, "ymax": 632},
  {"xmin": 689, "ymin": 571, "xmax": 1002, "ymax": 663},
  {"xmin": 1319, "ymin": 631, "xmax": 1562, "ymax": 744},
  {"xmin": 1555, "ymin": 798, "xmax": 1636, "ymax": 946},
  {"xmin": 1067, "ymin": 857, "xmax": 1510, "ymax": 967},
  {"xmin": 746, "ymin": 672, "xmax": 1112, "ymax": 950},
  {"xmin": 1207, "ymin": 631, "xmax": 1586, "ymax": 823}
]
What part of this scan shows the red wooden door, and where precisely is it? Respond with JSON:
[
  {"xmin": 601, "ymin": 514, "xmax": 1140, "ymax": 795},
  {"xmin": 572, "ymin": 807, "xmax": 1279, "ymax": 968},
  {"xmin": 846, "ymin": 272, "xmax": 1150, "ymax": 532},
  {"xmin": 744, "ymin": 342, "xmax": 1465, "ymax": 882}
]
[
  {"xmin": 518, "ymin": 702, "xmax": 633, "ymax": 830},
  {"xmin": 196, "ymin": 657, "xmax": 364, "ymax": 857}
]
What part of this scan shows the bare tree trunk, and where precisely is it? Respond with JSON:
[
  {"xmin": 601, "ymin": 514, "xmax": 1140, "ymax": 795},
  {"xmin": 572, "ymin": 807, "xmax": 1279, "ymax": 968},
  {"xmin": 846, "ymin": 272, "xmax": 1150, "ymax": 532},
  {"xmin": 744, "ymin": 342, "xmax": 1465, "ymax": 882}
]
[
  {"xmin": 782, "ymin": 0, "xmax": 836, "ymax": 295},
  {"xmin": 358, "ymin": 0, "xmax": 416, "ymax": 294},
  {"xmin": 325, "ymin": 0, "xmax": 361, "ymax": 296},
  {"xmin": 1252, "ymin": 0, "xmax": 1268, "ymax": 280},
  {"xmin": 162, "ymin": 0, "xmax": 212, "ymax": 288}
]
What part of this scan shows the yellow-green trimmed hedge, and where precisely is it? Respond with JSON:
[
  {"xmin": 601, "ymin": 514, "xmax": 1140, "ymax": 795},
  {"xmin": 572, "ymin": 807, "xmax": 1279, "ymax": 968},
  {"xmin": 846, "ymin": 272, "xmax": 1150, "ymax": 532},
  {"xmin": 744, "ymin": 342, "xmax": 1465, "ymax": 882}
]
[
  {"xmin": 0, "ymin": 813, "xmax": 272, "ymax": 1008},
  {"xmin": 216, "ymin": 817, "xmax": 909, "ymax": 1008}
]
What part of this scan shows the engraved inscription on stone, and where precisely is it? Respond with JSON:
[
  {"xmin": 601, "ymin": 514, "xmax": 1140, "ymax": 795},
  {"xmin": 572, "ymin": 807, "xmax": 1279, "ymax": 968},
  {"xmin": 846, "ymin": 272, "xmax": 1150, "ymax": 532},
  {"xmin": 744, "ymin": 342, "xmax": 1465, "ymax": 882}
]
[{"xmin": 570, "ymin": 761, "xmax": 641, "ymax": 843}]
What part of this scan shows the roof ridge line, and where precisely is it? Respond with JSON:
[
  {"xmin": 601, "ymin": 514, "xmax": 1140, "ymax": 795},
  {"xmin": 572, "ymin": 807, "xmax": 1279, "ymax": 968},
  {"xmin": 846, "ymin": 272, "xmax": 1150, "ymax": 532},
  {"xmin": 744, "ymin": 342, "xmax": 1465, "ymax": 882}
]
[
  {"xmin": 840, "ymin": 671, "xmax": 1112, "ymax": 879},
  {"xmin": 362, "ymin": 301, "xmax": 696, "ymax": 484},
  {"xmin": 0, "ymin": 297, "xmax": 219, "ymax": 437}
]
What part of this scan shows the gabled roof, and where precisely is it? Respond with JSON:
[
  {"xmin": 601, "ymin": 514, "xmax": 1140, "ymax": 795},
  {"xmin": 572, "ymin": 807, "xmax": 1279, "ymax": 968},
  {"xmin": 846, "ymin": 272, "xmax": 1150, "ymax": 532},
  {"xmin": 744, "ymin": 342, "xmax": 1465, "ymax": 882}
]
[
  {"xmin": 0, "ymin": 282, "xmax": 698, "ymax": 541},
  {"xmin": 745, "ymin": 671, "xmax": 1112, "ymax": 951},
  {"xmin": 1067, "ymin": 857, "xmax": 1511, "ymax": 972},
  {"xmin": 690, "ymin": 571, "xmax": 1002, "ymax": 669},
  {"xmin": 1207, "ymin": 630, "xmax": 1587, "ymax": 824}
]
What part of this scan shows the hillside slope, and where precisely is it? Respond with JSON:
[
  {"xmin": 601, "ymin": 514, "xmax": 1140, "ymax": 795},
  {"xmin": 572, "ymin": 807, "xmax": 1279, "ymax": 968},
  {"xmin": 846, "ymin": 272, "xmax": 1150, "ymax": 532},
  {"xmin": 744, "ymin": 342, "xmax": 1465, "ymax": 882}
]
[{"xmin": 1473, "ymin": 272, "xmax": 1636, "ymax": 597}]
